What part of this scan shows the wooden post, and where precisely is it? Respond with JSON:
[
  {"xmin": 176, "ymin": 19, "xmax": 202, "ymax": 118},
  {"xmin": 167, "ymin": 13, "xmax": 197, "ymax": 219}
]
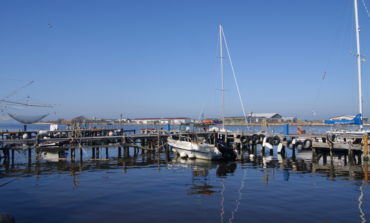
[
  {"xmin": 349, "ymin": 149, "xmax": 355, "ymax": 165},
  {"xmin": 28, "ymin": 148, "xmax": 32, "ymax": 166},
  {"xmin": 11, "ymin": 149, "xmax": 14, "ymax": 167},
  {"xmin": 312, "ymin": 148, "xmax": 317, "ymax": 163},
  {"xmin": 363, "ymin": 135, "xmax": 369, "ymax": 161},
  {"xmin": 3, "ymin": 149, "xmax": 9, "ymax": 161},
  {"xmin": 105, "ymin": 147, "xmax": 109, "ymax": 159},
  {"xmin": 80, "ymin": 147, "xmax": 83, "ymax": 162},
  {"xmin": 118, "ymin": 147, "xmax": 122, "ymax": 158},
  {"xmin": 292, "ymin": 145, "xmax": 296, "ymax": 160},
  {"xmin": 124, "ymin": 146, "xmax": 129, "ymax": 157},
  {"xmin": 92, "ymin": 147, "xmax": 95, "ymax": 159},
  {"xmin": 71, "ymin": 148, "xmax": 75, "ymax": 162},
  {"xmin": 96, "ymin": 147, "xmax": 100, "ymax": 159},
  {"xmin": 323, "ymin": 152, "xmax": 328, "ymax": 165}
]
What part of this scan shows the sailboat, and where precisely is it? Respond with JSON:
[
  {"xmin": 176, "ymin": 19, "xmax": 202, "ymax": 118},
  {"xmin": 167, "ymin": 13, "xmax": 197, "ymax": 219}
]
[
  {"xmin": 168, "ymin": 25, "xmax": 237, "ymax": 161},
  {"xmin": 325, "ymin": 0, "xmax": 369, "ymax": 135}
]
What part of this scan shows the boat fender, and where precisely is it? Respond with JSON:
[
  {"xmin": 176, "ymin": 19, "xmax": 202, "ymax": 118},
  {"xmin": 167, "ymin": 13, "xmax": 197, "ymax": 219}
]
[
  {"xmin": 295, "ymin": 140, "xmax": 303, "ymax": 149},
  {"xmin": 330, "ymin": 134, "xmax": 336, "ymax": 141},
  {"xmin": 292, "ymin": 138, "xmax": 297, "ymax": 145},
  {"xmin": 248, "ymin": 136, "xmax": 254, "ymax": 145},
  {"xmin": 259, "ymin": 134, "xmax": 265, "ymax": 143},
  {"xmin": 277, "ymin": 143, "xmax": 284, "ymax": 153},
  {"xmin": 303, "ymin": 139, "xmax": 312, "ymax": 149},
  {"xmin": 262, "ymin": 136, "xmax": 267, "ymax": 147},
  {"xmin": 252, "ymin": 134, "xmax": 259, "ymax": 144},
  {"xmin": 272, "ymin": 136, "xmax": 280, "ymax": 145},
  {"xmin": 265, "ymin": 142, "xmax": 273, "ymax": 149},
  {"xmin": 266, "ymin": 136, "xmax": 274, "ymax": 145},
  {"xmin": 241, "ymin": 136, "xmax": 248, "ymax": 144},
  {"xmin": 286, "ymin": 140, "xmax": 293, "ymax": 148}
]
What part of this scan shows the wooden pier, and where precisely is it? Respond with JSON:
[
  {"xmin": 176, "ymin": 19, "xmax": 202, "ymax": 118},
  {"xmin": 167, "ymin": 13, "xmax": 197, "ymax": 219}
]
[{"xmin": 0, "ymin": 127, "xmax": 369, "ymax": 162}]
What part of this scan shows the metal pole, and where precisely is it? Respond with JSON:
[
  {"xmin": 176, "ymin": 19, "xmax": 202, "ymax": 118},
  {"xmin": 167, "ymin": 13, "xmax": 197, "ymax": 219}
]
[
  {"xmin": 354, "ymin": 0, "xmax": 364, "ymax": 129},
  {"xmin": 219, "ymin": 24, "xmax": 225, "ymax": 130}
]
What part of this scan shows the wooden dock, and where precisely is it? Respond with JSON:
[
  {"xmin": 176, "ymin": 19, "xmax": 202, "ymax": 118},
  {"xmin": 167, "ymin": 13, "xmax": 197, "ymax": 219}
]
[{"xmin": 0, "ymin": 127, "xmax": 369, "ymax": 162}]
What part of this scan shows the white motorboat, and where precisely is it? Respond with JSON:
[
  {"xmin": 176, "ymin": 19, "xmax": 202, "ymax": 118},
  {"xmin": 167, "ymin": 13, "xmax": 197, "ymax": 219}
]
[{"xmin": 168, "ymin": 135, "xmax": 223, "ymax": 160}]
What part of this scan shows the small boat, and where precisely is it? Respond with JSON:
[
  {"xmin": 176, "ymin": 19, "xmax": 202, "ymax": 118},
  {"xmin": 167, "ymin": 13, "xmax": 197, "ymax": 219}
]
[{"xmin": 168, "ymin": 135, "xmax": 236, "ymax": 160}]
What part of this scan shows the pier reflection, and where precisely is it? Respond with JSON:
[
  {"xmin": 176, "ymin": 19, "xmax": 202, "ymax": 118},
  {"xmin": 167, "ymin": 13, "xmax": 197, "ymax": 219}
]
[
  {"xmin": 0, "ymin": 146, "xmax": 369, "ymax": 183},
  {"xmin": 0, "ymin": 146, "xmax": 368, "ymax": 223}
]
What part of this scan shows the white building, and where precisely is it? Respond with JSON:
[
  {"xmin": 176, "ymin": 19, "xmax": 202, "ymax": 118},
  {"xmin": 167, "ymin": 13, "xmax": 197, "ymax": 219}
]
[{"xmin": 132, "ymin": 117, "xmax": 192, "ymax": 125}]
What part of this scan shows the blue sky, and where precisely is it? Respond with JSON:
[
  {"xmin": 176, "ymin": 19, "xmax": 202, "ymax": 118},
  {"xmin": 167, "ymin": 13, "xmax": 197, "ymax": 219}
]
[{"xmin": 0, "ymin": 0, "xmax": 370, "ymax": 120}]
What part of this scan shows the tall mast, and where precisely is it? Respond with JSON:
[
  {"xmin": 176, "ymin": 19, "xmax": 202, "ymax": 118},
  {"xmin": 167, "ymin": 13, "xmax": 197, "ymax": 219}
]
[
  {"xmin": 219, "ymin": 24, "xmax": 225, "ymax": 130},
  {"xmin": 354, "ymin": 0, "xmax": 364, "ymax": 129}
]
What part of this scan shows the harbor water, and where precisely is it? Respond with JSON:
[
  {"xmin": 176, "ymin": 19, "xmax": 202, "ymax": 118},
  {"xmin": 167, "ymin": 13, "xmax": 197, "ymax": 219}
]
[{"xmin": 0, "ymin": 124, "xmax": 369, "ymax": 223}]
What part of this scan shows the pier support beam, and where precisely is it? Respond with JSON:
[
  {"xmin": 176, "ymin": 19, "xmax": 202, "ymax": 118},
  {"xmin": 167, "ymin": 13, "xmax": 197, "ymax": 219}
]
[
  {"xmin": 71, "ymin": 148, "xmax": 75, "ymax": 161},
  {"xmin": 96, "ymin": 147, "xmax": 100, "ymax": 159},
  {"xmin": 11, "ymin": 149, "xmax": 14, "ymax": 167},
  {"xmin": 124, "ymin": 146, "xmax": 129, "ymax": 157},
  {"xmin": 92, "ymin": 147, "xmax": 96, "ymax": 159},
  {"xmin": 80, "ymin": 147, "xmax": 83, "ymax": 162},
  {"xmin": 118, "ymin": 147, "xmax": 122, "ymax": 158},
  {"xmin": 28, "ymin": 148, "xmax": 32, "ymax": 166}
]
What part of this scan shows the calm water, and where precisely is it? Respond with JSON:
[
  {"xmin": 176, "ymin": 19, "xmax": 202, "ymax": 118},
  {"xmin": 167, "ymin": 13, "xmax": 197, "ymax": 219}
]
[
  {"xmin": 0, "ymin": 124, "xmax": 369, "ymax": 222},
  {"xmin": 0, "ymin": 146, "xmax": 369, "ymax": 223}
]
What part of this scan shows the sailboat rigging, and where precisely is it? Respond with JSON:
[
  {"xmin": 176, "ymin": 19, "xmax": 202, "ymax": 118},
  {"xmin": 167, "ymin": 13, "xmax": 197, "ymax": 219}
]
[
  {"xmin": 324, "ymin": 0, "xmax": 367, "ymax": 132},
  {"xmin": 167, "ymin": 25, "xmax": 239, "ymax": 160}
]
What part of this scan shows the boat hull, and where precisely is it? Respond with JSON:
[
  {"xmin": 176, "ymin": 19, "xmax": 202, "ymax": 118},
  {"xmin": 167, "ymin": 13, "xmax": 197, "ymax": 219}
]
[{"xmin": 168, "ymin": 138, "xmax": 222, "ymax": 161}]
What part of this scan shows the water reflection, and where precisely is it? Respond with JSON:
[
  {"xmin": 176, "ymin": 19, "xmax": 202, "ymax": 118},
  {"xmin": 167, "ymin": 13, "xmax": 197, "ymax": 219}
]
[
  {"xmin": 0, "ymin": 147, "xmax": 369, "ymax": 182},
  {"xmin": 0, "ymin": 146, "xmax": 368, "ymax": 223}
]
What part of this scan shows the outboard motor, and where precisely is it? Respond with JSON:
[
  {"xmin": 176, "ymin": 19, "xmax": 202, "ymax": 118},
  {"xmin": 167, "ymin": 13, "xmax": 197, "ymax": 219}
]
[{"xmin": 216, "ymin": 140, "xmax": 237, "ymax": 160}]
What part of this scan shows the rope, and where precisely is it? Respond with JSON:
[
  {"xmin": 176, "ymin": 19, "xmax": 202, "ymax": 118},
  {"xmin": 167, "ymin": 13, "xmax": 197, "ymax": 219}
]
[
  {"xmin": 362, "ymin": 0, "xmax": 370, "ymax": 16},
  {"xmin": 221, "ymin": 29, "xmax": 248, "ymax": 124}
]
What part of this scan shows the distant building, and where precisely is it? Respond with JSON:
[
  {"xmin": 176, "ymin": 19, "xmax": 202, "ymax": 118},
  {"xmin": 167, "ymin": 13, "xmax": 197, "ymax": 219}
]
[
  {"xmin": 132, "ymin": 117, "xmax": 192, "ymax": 125},
  {"xmin": 247, "ymin": 113, "xmax": 282, "ymax": 123},
  {"xmin": 281, "ymin": 117, "xmax": 297, "ymax": 123},
  {"xmin": 224, "ymin": 113, "xmax": 286, "ymax": 124}
]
